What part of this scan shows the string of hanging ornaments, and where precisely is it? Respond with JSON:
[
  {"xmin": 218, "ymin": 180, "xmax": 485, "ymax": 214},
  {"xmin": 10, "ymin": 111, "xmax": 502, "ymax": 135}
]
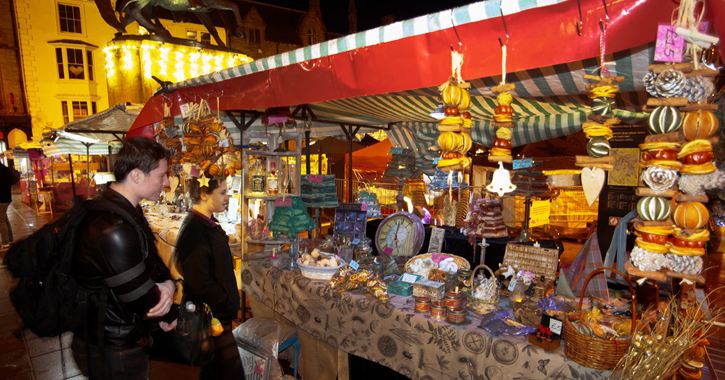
[{"xmin": 613, "ymin": 0, "xmax": 724, "ymax": 378}]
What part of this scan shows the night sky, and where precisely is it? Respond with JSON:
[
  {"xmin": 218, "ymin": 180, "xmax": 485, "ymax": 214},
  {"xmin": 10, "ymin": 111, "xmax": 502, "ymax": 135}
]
[{"xmin": 255, "ymin": 0, "xmax": 477, "ymax": 35}]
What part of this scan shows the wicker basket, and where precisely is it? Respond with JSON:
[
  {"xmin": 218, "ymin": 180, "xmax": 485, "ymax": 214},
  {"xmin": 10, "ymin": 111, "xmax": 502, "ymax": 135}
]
[
  {"xmin": 296, "ymin": 257, "xmax": 346, "ymax": 281},
  {"xmin": 562, "ymin": 267, "xmax": 636, "ymax": 370},
  {"xmin": 404, "ymin": 253, "xmax": 471, "ymax": 274},
  {"xmin": 465, "ymin": 264, "xmax": 499, "ymax": 315},
  {"xmin": 496, "ymin": 243, "xmax": 559, "ymax": 299}
]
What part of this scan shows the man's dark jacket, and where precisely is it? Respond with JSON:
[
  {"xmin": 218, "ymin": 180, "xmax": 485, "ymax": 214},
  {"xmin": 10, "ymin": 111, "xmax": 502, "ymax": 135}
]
[{"xmin": 73, "ymin": 188, "xmax": 175, "ymax": 348}]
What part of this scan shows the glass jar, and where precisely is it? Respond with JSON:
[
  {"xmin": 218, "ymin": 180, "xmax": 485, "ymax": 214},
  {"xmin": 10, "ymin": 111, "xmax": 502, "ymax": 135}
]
[
  {"xmin": 508, "ymin": 278, "xmax": 526, "ymax": 309},
  {"xmin": 445, "ymin": 271, "xmax": 459, "ymax": 293},
  {"xmin": 457, "ymin": 269, "xmax": 473, "ymax": 294},
  {"xmin": 319, "ymin": 235, "xmax": 336, "ymax": 254},
  {"xmin": 354, "ymin": 236, "xmax": 373, "ymax": 260}
]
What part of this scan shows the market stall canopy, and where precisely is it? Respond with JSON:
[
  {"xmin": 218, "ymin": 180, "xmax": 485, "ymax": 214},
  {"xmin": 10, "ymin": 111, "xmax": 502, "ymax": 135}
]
[
  {"xmin": 127, "ymin": 0, "xmax": 723, "ymax": 174},
  {"xmin": 310, "ymin": 136, "xmax": 366, "ymax": 163}
]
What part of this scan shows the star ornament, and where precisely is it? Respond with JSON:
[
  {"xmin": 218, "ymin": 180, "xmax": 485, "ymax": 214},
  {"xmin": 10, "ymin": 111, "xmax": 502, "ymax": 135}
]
[{"xmin": 197, "ymin": 173, "xmax": 210, "ymax": 187}]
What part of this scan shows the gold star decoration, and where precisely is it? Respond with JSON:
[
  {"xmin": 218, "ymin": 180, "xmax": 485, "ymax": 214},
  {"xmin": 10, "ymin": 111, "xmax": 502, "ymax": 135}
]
[{"xmin": 197, "ymin": 173, "xmax": 210, "ymax": 187}]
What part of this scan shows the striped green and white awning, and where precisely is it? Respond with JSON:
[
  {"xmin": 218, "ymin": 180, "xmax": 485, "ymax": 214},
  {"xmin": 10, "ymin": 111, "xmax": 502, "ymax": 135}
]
[
  {"xmin": 164, "ymin": 0, "xmax": 567, "ymax": 92},
  {"xmin": 43, "ymin": 139, "xmax": 122, "ymax": 156}
]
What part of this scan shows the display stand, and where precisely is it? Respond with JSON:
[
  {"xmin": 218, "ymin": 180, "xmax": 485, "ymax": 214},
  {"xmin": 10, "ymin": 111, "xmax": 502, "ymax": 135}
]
[{"xmin": 240, "ymin": 131, "xmax": 302, "ymax": 255}]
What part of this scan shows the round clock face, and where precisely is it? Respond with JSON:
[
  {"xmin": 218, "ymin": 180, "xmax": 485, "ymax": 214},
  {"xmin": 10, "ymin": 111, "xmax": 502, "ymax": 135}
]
[{"xmin": 375, "ymin": 212, "xmax": 424, "ymax": 257}]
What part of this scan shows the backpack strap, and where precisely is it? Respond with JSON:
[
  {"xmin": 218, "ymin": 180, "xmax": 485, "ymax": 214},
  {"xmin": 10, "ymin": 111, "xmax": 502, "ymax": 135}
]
[{"xmin": 103, "ymin": 262, "xmax": 155, "ymax": 303}]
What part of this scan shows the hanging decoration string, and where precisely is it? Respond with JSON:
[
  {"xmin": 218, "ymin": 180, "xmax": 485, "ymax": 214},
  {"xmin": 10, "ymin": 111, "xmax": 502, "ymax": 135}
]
[
  {"xmin": 674, "ymin": 0, "xmax": 705, "ymax": 70},
  {"xmin": 452, "ymin": 50, "xmax": 464, "ymax": 84},
  {"xmin": 500, "ymin": 43, "xmax": 507, "ymax": 85},
  {"xmin": 599, "ymin": 25, "xmax": 610, "ymax": 77},
  {"xmin": 216, "ymin": 96, "xmax": 220, "ymax": 121}
]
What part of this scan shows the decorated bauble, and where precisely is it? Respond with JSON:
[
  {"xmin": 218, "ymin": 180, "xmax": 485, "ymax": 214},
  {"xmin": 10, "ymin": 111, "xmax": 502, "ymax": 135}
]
[
  {"xmin": 442, "ymin": 84, "xmax": 463, "ymax": 107},
  {"xmin": 458, "ymin": 133, "xmax": 472, "ymax": 154},
  {"xmin": 648, "ymin": 106, "xmax": 682, "ymax": 134},
  {"xmin": 438, "ymin": 131, "xmax": 462, "ymax": 152},
  {"xmin": 683, "ymin": 110, "xmax": 719, "ymax": 140},
  {"xmin": 643, "ymin": 71, "xmax": 659, "ymax": 97},
  {"xmin": 586, "ymin": 136, "xmax": 610, "ymax": 158},
  {"xmin": 654, "ymin": 69, "xmax": 686, "ymax": 98},
  {"xmin": 636, "ymin": 196, "xmax": 671, "ymax": 221},
  {"xmin": 673, "ymin": 202, "xmax": 709, "ymax": 230},
  {"xmin": 458, "ymin": 89, "xmax": 471, "ymax": 111},
  {"xmin": 591, "ymin": 97, "xmax": 615, "ymax": 117},
  {"xmin": 641, "ymin": 166, "xmax": 678, "ymax": 191}
]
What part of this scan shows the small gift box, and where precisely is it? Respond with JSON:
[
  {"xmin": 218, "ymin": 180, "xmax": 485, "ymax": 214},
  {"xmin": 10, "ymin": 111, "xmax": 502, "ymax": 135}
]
[
  {"xmin": 388, "ymin": 281, "xmax": 414, "ymax": 296},
  {"xmin": 413, "ymin": 280, "xmax": 445, "ymax": 301}
]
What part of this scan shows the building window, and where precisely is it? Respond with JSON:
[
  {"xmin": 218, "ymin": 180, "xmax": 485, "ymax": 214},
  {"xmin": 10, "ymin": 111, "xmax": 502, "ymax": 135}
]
[
  {"xmin": 91, "ymin": 101, "xmax": 97, "ymax": 114},
  {"xmin": 61, "ymin": 101, "xmax": 69, "ymax": 124},
  {"xmin": 67, "ymin": 48, "xmax": 85, "ymax": 79},
  {"xmin": 55, "ymin": 48, "xmax": 65, "ymax": 79},
  {"xmin": 308, "ymin": 27, "xmax": 317, "ymax": 45},
  {"xmin": 58, "ymin": 4, "xmax": 82, "ymax": 34},
  {"xmin": 248, "ymin": 28, "xmax": 261, "ymax": 43},
  {"xmin": 86, "ymin": 51, "xmax": 94, "ymax": 81},
  {"xmin": 201, "ymin": 32, "xmax": 211, "ymax": 44},
  {"xmin": 72, "ymin": 101, "xmax": 88, "ymax": 120}
]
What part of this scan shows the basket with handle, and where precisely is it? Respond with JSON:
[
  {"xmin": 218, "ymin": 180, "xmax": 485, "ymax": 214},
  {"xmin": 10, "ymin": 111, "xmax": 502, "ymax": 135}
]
[
  {"xmin": 562, "ymin": 267, "xmax": 636, "ymax": 370},
  {"xmin": 465, "ymin": 264, "xmax": 499, "ymax": 315}
]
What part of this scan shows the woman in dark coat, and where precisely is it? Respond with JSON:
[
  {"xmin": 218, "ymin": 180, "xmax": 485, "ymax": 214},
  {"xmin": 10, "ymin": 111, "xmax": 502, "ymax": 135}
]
[{"xmin": 175, "ymin": 177, "xmax": 243, "ymax": 380}]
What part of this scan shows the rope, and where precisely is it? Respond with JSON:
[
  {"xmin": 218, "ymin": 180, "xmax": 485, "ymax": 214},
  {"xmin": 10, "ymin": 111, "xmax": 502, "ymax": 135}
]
[
  {"xmin": 500, "ymin": 44, "xmax": 507, "ymax": 85},
  {"xmin": 451, "ymin": 50, "xmax": 464, "ymax": 84},
  {"xmin": 599, "ymin": 27, "xmax": 610, "ymax": 77}
]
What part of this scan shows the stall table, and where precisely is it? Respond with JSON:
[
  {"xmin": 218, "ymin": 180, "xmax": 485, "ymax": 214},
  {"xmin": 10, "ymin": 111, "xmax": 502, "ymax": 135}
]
[{"xmin": 240, "ymin": 255, "xmax": 609, "ymax": 380}]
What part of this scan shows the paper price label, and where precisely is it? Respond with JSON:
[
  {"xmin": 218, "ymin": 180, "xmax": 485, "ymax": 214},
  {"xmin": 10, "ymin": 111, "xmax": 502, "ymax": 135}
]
[
  {"xmin": 351, "ymin": 238, "xmax": 360, "ymax": 245},
  {"xmin": 400, "ymin": 273, "xmax": 419, "ymax": 284},
  {"xmin": 383, "ymin": 247, "xmax": 393, "ymax": 255},
  {"xmin": 361, "ymin": 203, "xmax": 368, "ymax": 211},
  {"xmin": 513, "ymin": 158, "xmax": 533, "ymax": 169},
  {"xmin": 349, "ymin": 260, "xmax": 359, "ymax": 270},
  {"xmin": 276, "ymin": 198, "xmax": 292, "ymax": 207},
  {"xmin": 508, "ymin": 279, "xmax": 517, "ymax": 292},
  {"xmin": 654, "ymin": 25, "xmax": 684, "ymax": 62},
  {"xmin": 308, "ymin": 174, "xmax": 323, "ymax": 183},
  {"xmin": 549, "ymin": 319, "xmax": 563, "ymax": 335},
  {"xmin": 179, "ymin": 103, "xmax": 191, "ymax": 118}
]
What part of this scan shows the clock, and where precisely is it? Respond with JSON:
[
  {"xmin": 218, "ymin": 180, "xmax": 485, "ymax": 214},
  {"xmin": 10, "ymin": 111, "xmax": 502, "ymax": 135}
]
[{"xmin": 375, "ymin": 211, "xmax": 425, "ymax": 257}]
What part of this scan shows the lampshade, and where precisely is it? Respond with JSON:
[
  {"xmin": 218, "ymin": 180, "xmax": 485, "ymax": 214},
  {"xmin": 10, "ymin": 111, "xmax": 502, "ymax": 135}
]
[
  {"xmin": 486, "ymin": 162, "xmax": 516, "ymax": 197},
  {"xmin": 430, "ymin": 104, "xmax": 446, "ymax": 120}
]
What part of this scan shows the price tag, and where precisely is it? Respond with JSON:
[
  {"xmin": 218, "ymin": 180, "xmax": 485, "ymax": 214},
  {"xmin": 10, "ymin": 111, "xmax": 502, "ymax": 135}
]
[
  {"xmin": 276, "ymin": 198, "xmax": 292, "ymax": 207},
  {"xmin": 513, "ymin": 158, "xmax": 533, "ymax": 169},
  {"xmin": 654, "ymin": 24, "xmax": 684, "ymax": 62},
  {"xmin": 255, "ymin": 364, "xmax": 264, "ymax": 376},
  {"xmin": 189, "ymin": 166, "xmax": 200, "ymax": 177},
  {"xmin": 383, "ymin": 247, "xmax": 393, "ymax": 255},
  {"xmin": 549, "ymin": 318, "xmax": 563, "ymax": 336},
  {"xmin": 308, "ymin": 174, "xmax": 323, "ymax": 183},
  {"xmin": 351, "ymin": 238, "xmax": 360, "ymax": 245},
  {"xmin": 361, "ymin": 203, "xmax": 368, "ymax": 211},
  {"xmin": 349, "ymin": 260, "xmax": 360, "ymax": 270},
  {"xmin": 180, "ymin": 103, "xmax": 191, "ymax": 118},
  {"xmin": 508, "ymin": 279, "xmax": 517, "ymax": 292},
  {"xmin": 400, "ymin": 273, "xmax": 420, "ymax": 283}
]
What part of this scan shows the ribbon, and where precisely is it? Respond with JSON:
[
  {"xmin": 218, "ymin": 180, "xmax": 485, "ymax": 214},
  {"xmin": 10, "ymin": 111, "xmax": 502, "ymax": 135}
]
[
  {"xmin": 599, "ymin": 26, "xmax": 610, "ymax": 77},
  {"xmin": 500, "ymin": 43, "xmax": 507, "ymax": 85}
]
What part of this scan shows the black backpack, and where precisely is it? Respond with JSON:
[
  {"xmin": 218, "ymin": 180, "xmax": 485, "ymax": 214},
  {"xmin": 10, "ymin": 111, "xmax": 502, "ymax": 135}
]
[{"xmin": 4, "ymin": 197, "xmax": 143, "ymax": 338}]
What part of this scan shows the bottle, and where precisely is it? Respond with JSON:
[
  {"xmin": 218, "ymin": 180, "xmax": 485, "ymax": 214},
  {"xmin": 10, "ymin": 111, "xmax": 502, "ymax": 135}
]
[
  {"xmin": 270, "ymin": 248, "xmax": 279, "ymax": 267},
  {"xmin": 251, "ymin": 161, "xmax": 266, "ymax": 196},
  {"xmin": 266, "ymin": 162, "xmax": 279, "ymax": 195}
]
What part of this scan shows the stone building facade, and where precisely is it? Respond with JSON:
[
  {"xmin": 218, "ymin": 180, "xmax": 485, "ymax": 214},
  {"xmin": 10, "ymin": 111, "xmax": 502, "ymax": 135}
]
[{"xmin": 0, "ymin": 0, "xmax": 30, "ymax": 149}]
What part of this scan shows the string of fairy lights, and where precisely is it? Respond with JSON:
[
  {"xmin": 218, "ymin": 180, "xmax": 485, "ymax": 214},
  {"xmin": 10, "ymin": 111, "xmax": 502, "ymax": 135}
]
[{"xmin": 102, "ymin": 40, "xmax": 252, "ymax": 83}]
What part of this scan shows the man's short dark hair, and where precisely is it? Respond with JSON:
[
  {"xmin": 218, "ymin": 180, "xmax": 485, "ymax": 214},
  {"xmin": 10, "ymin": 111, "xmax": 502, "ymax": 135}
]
[{"xmin": 114, "ymin": 137, "xmax": 170, "ymax": 183}]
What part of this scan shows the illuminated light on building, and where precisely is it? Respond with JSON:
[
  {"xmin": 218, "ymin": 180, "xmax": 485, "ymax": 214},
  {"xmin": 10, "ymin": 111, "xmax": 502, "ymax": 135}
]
[
  {"xmin": 141, "ymin": 43, "xmax": 154, "ymax": 79},
  {"xmin": 214, "ymin": 55, "xmax": 223, "ymax": 72},
  {"xmin": 227, "ymin": 55, "xmax": 236, "ymax": 68},
  {"xmin": 189, "ymin": 51, "xmax": 200, "ymax": 79},
  {"xmin": 158, "ymin": 45, "xmax": 170, "ymax": 76},
  {"xmin": 121, "ymin": 44, "xmax": 136, "ymax": 71},
  {"xmin": 103, "ymin": 46, "xmax": 117, "ymax": 78},
  {"xmin": 174, "ymin": 50, "xmax": 186, "ymax": 83},
  {"xmin": 201, "ymin": 52, "xmax": 213, "ymax": 75}
]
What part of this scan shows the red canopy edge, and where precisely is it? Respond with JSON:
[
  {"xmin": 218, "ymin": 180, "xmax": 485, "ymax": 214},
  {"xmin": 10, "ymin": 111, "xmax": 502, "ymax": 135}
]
[{"xmin": 128, "ymin": 0, "xmax": 719, "ymax": 136}]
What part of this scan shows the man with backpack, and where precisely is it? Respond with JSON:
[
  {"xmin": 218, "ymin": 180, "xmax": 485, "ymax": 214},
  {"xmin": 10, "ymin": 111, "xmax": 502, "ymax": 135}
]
[
  {"xmin": 0, "ymin": 161, "xmax": 15, "ymax": 249},
  {"xmin": 69, "ymin": 136, "xmax": 178, "ymax": 379}
]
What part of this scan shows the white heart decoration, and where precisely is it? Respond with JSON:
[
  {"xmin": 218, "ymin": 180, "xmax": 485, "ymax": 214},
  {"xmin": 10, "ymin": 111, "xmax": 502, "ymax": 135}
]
[
  {"xmin": 581, "ymin": 167, "xmax": 605, "ymax": 207},
  {"xmin": 165, "ymin": 176, "xmax": 180, "ymax": 203},
  {"xmin": 182, "ymin": 163, "xmax": 192, "ymax": 176}
]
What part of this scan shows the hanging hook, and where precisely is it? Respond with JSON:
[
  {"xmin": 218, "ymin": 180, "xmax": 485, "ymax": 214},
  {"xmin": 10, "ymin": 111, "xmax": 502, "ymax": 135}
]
[
  {"xmin": 206, "ymin": 81, "xmax": 224, "ymax": 99},
  {"xmin": 599, "ymin": 0, "xmax": 610, "ymax": 31},
  {"xmin": 498, "ymin": 2, "xmax": 509, "ymax": 47},
  {"xmin": 449, "ymin": 9, "xmax": 463, "ymax": 52},
  {"xmin": 575, "ymin": 0, "xmax": 583, "ymax": 36}
]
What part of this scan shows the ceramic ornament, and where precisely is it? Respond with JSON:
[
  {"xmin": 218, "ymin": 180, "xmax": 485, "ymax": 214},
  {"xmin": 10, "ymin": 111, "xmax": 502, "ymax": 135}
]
[{"xmin": 582, "ymin": 167, "xmax": 606, "ymax": 206}]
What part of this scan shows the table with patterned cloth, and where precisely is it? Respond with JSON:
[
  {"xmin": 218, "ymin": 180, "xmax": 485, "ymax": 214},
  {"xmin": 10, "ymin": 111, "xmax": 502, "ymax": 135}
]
[{"xmin": 240, "ymin": 255, "xmax": 611, "ymax": 380}]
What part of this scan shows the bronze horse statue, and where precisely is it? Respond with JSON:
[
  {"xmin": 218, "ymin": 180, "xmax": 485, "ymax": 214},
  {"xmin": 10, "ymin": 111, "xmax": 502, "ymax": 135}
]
[{"xmin": 94, "ymin": 0, "xmax": 244, "ymax": 47}]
